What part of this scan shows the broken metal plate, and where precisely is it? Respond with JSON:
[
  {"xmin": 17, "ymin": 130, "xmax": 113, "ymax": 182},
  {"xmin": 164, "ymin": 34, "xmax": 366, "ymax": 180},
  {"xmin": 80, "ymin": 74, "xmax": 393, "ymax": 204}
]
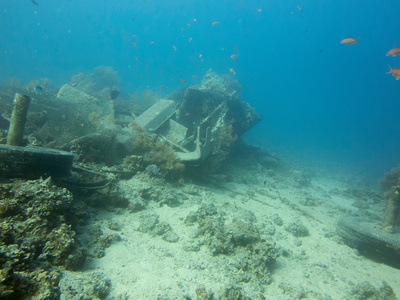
[{"xmin": 134, "ymin": 99, "xmax": 176, "ymax": 132}]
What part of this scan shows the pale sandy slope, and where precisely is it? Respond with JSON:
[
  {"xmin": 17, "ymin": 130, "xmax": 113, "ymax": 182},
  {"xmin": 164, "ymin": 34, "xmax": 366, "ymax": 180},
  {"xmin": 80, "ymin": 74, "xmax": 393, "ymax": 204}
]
[{"xmin": 80, "ymin": 157, "xmax": 400, "ymax": 299}]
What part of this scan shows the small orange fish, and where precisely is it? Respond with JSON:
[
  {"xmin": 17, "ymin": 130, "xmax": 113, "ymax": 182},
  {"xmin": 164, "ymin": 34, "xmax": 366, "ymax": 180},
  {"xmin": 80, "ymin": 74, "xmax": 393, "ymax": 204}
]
[
  {"xmin": 387, "ymin": 65, "xmax": 400, "ymax": 80},
  {"xmin": 230, "ymin": 54, "xmax": 239, "ymax": 59},
  {"xmin": 192, "ymin": 75, "xmax": 197, "ymax": 78},
  {"xmin": 257, "ymin": 8, "xmax": 262, "ymax": 12},
  {"xmin": 212, "ymin": 21, "xmax": 219, "ymax": 26},
  {"xmin": 386, "ymin": 47, "xmax": 400, "ymax": 57},
  {"xmin": 229, "ymin": 68, "xmax": 236, "ymax": 75},
  {"xmin": 173, "ymin": 45, "xmax": 177, "ymax": 51},
  {"xmin": 150, "ymin": 41, "xmax": 154, "ymax": 44},
  {"xmin": 193, "ymin": 18, "xmax": 198, "ymax": 22},
  {"xmin": 159, "ymin": 85, "xmax": 163, "ymax": 89},
  {"xmin": 185, "ymin": 112, "xmax": 190, "ymax": 116},
  {"xmin": 179, "ymin": 79, "xmax": 186, "ymax": 83},
  {"xmin": 189, "ymin": 37, "xmax": 192, "ymax": 43},
  {"xmin": 199, "ymin": 53, "xmax": 202, "ymax": 58},
  {"xmin": 132, "ymin": 34, "xmax": 137, "ymax": 37},
  {"xmin": 187, "ymin": 23, "xmax": 191, "ymax": 26},
  {"xmin": 123, "ymin": 36, "xmax": 128, "ymax": 40},
  {"xmin": 340, "ymin": 38, "xmax": 359, "ymax": 44},
  {"xmin": 234, "ymin": 45, "xmax": 238, "ymax": 50}
]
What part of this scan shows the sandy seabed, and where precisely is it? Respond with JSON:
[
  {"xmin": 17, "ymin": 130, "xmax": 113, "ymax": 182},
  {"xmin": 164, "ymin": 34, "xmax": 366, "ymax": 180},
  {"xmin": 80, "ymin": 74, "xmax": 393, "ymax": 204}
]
[{"xmin": 62, "ymin": 155, "xmax": 400, "ymax": 300}]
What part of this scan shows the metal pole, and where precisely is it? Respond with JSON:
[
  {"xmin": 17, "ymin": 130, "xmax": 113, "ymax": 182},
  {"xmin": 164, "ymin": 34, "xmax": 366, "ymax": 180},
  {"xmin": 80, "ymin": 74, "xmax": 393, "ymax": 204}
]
[{"xmin": 6, "ymin": 93, "xmax": 31, "ymax": 146}]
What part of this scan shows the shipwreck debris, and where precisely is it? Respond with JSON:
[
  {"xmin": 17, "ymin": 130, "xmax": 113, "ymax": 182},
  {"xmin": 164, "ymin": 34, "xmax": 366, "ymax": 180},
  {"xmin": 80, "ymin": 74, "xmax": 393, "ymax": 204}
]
[{"xmin": 6, "ymin": 93, "xmax": 31, "ymax": 146}]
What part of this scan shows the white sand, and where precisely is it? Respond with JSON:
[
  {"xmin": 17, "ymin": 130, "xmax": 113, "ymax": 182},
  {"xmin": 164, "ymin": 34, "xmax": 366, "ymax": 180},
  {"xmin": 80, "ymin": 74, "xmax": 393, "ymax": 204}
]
[{"xmin": 79, "ymin": 158, "xmax": 400, "ymax": 299}]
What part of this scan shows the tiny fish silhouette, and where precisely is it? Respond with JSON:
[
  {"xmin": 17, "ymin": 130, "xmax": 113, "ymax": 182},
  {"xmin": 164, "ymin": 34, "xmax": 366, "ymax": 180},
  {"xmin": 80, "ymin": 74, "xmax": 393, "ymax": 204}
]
[
  {"xmin": 110, "ymin": 87, "xmax": 120, "ymax": 99},
  {"xmin": 340, "ymin": 38, "xmax": 359, "ymax": 44},
  {"xmin": 387, "ymin": 65, "xmax": 400, "ymax": 80},
  {"xmin": 386, "ymin": 47, "xmax": 400, "ymax": 57}
]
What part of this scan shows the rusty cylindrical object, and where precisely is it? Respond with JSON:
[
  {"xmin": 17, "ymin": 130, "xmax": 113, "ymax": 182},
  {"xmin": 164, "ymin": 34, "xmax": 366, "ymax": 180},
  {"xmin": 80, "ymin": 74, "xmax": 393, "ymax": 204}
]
[
  {"xmin": 383, "ymin": 187, "xmax": 400, "ymax": 233},
  {"xmin": 7, "ymin": 93, "xmax": 31, "ymax": 146}
]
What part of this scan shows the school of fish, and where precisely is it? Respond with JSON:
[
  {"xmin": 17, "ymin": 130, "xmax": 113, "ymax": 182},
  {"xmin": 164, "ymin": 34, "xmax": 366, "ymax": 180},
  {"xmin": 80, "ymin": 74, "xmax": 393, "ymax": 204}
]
[
  {"xmin": 340, "ymin": 38, "xmax": 400, "ymax": 80},
  {"xmin": 117, "ymin": 1, "xmax": 400, "ymax": 90}
]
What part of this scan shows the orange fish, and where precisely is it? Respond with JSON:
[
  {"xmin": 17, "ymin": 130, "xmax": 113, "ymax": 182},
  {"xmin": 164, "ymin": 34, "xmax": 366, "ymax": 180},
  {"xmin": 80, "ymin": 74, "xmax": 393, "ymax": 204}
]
[
  {"xmin": 257, "ymin": 8, "xmax": 262, "ymax": 12},
  {"xmin": 199, "ymin": 53, "xmax": 202, "ymax": 58},
  {"xmin": 187, "ymin": 23, "xmax": 191, "ymax": 26},
  {"xmin": 387, "ymin": 65, "xmax": 400, "ymax": 80},
  {"xmin": 192, "ymin": 75, "xmax": 197, "ymax": 78},
  {"xmin": 159, "ymin": 85, "xmax": 163, "ymax": 89},
  {"xmin": 123, "ymin": 36, "xmax": 128, "ymax": 40},
  {"xmin": 230, "ymin": 54, "xmax": 239, "ymax": 59},
  {"xmin": 212, "ymin": 21, "xmax": 219, "ymax": 26},
  {"xmin": 132, "ymin": 35, "xmax": 137, "ymax": 37},
  {"xmin": 234, "ymin": 45, "xmax": 238, "ymax": 50},
  {"xmin": 340, "ymin": 38, "xmax": 359, "ymax": 44},
  {"xmin": 193, "ymin": 18, "xmax": 198, "ymax": 22},
  {"xmin": 179, "ymin": 79, "xmax": 186, "ymax": 83},
  {"xmin": 229, "ymin": 68, "xmax": 236, "ymax": 75},
  {"xmin": 150, "ymin": 41, "xmax": 154, "ymax": 44},
  {"xmin": 386, "ymin": 47, "xmax": 400, "ymax": 57},
  {"xmin": 173, "ymin": 45, "xmax": 177, "ymax": 51},
  {"xmin": 189, "ymin": 37, "xmax": 192, "ymax": 43}
]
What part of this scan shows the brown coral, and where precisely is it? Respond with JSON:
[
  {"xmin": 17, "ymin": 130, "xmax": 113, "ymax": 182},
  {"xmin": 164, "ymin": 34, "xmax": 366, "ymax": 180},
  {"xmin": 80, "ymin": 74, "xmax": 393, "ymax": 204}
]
[{"xmin": 131, "ymin": 124, "xmax": 184, "ymax": 179}]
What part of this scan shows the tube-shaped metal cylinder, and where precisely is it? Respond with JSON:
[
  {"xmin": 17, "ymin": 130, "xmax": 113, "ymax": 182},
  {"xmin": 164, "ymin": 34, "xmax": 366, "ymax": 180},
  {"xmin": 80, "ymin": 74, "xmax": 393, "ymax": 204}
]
[{"xmin": 6, "ymin": 93, "xmax": 31, "ymax": 146}]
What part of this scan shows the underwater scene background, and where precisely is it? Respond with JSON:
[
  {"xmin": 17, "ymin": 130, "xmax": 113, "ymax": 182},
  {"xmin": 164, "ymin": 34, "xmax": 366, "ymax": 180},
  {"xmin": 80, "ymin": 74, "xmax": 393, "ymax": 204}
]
[
  {"xmin": 2, "ymin": 1, "xmax": 400, "ymax": 299},
  {"xmin": 2, "ymin": 0, "xmax": 400, "ymax": 179}
]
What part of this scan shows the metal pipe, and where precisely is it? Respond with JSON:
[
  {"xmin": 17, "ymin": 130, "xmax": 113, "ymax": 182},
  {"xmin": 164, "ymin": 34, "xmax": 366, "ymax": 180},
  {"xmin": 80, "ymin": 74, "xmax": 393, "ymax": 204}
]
[{"xmin": 6, "ymin": 93, "xmax": 31, "ymax": 146}]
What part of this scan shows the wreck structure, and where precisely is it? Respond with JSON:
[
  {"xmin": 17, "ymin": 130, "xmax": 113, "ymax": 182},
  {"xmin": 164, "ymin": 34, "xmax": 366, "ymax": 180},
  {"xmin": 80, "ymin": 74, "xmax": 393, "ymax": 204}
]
[{"xmin": 0, "ymin": 69, "xmax": 262, "ymax": 178}]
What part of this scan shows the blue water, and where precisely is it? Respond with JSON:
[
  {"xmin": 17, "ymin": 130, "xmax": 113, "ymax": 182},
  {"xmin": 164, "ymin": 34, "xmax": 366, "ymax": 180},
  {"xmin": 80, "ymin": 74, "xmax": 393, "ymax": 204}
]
[{"xmin": 1, "ymin": 0, "xmax": 400, "ymax": 179}]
